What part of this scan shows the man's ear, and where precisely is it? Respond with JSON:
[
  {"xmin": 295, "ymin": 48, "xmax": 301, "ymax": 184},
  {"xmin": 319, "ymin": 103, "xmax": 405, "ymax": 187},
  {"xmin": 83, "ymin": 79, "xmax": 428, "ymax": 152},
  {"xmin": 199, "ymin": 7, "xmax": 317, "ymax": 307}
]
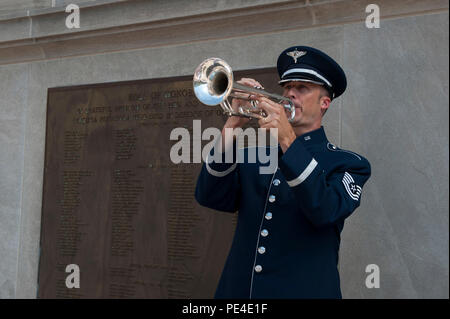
[{"xmin": 320, "ymin": 96, "xmax": 331, "ymax": 116}]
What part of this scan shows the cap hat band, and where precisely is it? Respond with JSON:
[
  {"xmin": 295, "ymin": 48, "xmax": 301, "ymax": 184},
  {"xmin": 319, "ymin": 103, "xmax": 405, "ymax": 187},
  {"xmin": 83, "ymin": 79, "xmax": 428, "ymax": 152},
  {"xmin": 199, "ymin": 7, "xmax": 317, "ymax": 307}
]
[
  {"xmin": 278, "ymin": 78, "xmax": 324, "ymax": 86},
  {"xmin": 282, "ymin": 68, "xmax": 332, "ymax": 87}
]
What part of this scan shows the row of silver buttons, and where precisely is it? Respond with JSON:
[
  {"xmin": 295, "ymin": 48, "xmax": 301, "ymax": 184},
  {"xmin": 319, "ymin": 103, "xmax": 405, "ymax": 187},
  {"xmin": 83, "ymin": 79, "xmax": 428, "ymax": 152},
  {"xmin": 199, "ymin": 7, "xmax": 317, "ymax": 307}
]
[{"xmin": 254, "ymin": 178, "xmax": 280, "ymax": 273}]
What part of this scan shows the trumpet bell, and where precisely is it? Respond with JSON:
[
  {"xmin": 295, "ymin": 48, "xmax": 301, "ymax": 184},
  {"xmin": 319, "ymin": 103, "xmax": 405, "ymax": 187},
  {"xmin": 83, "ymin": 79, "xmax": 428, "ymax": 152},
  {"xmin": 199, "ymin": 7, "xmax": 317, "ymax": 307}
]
[{"xmin": 193, "ymin": 57, "xmax": 233, "ymax": 106}]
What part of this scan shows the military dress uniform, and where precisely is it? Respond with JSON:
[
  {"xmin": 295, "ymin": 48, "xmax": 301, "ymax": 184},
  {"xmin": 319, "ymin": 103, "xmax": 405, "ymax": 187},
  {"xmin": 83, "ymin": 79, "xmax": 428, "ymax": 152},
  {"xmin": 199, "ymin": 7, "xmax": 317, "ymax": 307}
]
[{"xmin": 195, "ymin": 46, "xmax": 371, "ymax": 299}]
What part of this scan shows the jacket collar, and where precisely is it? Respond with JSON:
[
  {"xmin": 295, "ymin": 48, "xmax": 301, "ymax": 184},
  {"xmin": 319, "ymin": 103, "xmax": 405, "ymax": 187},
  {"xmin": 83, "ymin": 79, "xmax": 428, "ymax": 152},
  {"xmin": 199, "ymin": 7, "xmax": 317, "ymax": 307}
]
[
  {"xmin": 297, "ymin": 126, "xmax": 328, "ymax": 145},
  {"xmin": 277, "ymin": 126, "xmax": 328, "ymax": 158}
]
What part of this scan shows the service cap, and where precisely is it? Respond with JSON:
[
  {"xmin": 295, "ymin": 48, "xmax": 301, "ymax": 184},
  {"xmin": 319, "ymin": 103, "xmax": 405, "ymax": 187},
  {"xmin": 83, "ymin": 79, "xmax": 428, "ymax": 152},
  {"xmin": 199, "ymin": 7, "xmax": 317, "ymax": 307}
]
[{"xmin": 277, "ymin": 46, "xmax": 347, "ymax": 99}]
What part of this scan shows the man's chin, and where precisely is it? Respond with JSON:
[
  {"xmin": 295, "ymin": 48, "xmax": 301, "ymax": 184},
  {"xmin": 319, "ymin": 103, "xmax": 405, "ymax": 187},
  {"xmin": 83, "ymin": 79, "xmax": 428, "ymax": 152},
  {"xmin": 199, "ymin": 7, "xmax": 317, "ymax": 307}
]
[
  {"xmin": 293, "ymin": 110, "xmax": 302, "ymax": 122},
  {"xmin": 289, "ymin": 117, "xmax": 303, "ymax": 127}
]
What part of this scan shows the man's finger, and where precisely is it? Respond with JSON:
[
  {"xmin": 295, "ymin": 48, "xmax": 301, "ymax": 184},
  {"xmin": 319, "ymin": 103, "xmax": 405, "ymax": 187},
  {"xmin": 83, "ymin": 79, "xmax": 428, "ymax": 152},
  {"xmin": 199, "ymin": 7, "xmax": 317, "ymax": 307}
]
[
  {"xmin": 258, "ymin": 96, "xmax": 284, "ymax": 109},
  {"xmin": 237, "ymin": 78, "xmax": 264, "ymax": 89},
  {"xmin": 256, "ymin": 97, "xmax": 279, "ymax": 115},
  {"xmin": 258, "ymin": 114, "xmax": 271, "ymax": 127}
]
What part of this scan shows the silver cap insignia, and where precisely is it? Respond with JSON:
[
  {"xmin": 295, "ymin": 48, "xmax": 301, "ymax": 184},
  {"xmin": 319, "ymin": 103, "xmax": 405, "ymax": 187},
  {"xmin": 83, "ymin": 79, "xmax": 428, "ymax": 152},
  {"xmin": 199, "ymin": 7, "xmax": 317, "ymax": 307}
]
[{"xmin": 286, "ymin": 49, "xmax": 307, "ymax": 63}]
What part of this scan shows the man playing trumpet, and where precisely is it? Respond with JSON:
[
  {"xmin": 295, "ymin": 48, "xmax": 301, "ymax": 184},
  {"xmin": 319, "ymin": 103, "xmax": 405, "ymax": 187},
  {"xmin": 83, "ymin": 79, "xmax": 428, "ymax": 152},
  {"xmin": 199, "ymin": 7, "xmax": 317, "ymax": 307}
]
[{"xmin": 195, "ymin": 46, "xmax": 371, "ymax": 299}]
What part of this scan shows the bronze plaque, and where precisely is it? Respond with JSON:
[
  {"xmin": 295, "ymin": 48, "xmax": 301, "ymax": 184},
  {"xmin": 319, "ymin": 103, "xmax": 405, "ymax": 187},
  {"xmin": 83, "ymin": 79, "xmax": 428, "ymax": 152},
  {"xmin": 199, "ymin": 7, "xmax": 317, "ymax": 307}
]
[{"xmin": 38, "ymin": 68, "xmax": 280, "ymax": 298}]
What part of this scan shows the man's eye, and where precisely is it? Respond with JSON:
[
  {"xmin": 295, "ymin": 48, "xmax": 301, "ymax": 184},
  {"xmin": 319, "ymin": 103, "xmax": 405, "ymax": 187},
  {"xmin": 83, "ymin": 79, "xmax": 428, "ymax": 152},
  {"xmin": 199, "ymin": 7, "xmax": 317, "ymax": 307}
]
[
  {"xmin": 284, "ymin": 84, "xmax": 308, "ymax": 91},
  {"xmin": 298, "ymin": 85, "xmax": 308, "ymax": 92}
]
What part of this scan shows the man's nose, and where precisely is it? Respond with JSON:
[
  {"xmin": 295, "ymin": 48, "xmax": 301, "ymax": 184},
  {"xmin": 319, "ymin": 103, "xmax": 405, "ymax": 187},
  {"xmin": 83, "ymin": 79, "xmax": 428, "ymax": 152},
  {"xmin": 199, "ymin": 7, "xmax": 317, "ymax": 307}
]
[
  {"xmin": 286, "ymin": 88, "xmax": 298, "ymax": 101},
  {"xmin": 284, "ymin": 88, "xmax": 295, "ymax": 99}
]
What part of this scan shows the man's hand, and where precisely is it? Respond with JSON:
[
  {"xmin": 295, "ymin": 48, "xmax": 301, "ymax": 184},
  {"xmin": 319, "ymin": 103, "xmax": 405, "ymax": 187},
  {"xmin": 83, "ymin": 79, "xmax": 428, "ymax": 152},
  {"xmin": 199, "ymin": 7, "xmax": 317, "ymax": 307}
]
[
  {"xmin": 257, "ymin": 96, "xmax": 297, "ymax": 153},
  {"xmin": 223, "ymin": 77, "xmax": 264, "ymax": 130},
  {"xmin": 219, "ymin": 78, "xmax": 265, "ymax": 152}
]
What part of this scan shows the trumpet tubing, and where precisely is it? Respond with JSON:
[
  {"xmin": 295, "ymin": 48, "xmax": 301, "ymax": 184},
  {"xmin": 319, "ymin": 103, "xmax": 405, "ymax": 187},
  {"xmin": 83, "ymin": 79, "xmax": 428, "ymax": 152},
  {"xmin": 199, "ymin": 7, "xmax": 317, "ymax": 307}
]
[{"xmin": 193, "ymin": 57, "xmax": 295, "ymax": 122}]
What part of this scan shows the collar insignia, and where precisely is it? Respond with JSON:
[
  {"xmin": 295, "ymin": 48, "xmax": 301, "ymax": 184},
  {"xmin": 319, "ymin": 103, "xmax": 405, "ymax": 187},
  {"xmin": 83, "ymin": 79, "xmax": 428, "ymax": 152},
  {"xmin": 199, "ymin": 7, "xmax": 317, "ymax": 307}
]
[{"xmin": 286, "ymin": 49, "xmax": 307, "ymax": 63}]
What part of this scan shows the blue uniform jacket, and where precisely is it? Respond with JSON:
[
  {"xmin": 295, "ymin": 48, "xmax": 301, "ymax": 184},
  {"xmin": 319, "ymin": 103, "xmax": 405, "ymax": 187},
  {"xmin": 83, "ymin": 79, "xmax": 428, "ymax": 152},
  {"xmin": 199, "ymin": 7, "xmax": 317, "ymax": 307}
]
[{"xmin": 195, "ymin": 127, "xmax": 371, "ymax": 299}]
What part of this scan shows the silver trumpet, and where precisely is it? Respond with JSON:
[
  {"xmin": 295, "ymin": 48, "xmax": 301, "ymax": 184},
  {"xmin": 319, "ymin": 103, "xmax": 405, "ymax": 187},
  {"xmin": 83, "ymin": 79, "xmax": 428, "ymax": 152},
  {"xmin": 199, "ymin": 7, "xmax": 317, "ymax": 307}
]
[{"xmin": 193, "ymin": 57, "xmax": 295, "ymax": 122}]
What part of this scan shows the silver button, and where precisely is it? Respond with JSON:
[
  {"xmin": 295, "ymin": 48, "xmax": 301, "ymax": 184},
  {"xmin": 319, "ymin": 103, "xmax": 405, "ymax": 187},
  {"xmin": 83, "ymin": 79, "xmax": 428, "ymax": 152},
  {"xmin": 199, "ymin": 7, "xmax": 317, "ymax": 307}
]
[
  {"xmin": 258, "ymin": 246, "xmax": 266, "ymax": 254},
  {"xmin": 273, "ymin": 179, "xmax": 280, "ymax": 186},
  {"xmin": 254, "ymin": 265, "xmax": 262, "ymax": 272},
  {"xmin": 265, "ymin": 212, "xmax": 272, "ymax": 220},
  {"xmin": 269, "ymin": 195, "xmax": 276, "ymax": 203},
  {"xmin": 261, "ymin": 229, "xmax": 269, "ymax": 237}
]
